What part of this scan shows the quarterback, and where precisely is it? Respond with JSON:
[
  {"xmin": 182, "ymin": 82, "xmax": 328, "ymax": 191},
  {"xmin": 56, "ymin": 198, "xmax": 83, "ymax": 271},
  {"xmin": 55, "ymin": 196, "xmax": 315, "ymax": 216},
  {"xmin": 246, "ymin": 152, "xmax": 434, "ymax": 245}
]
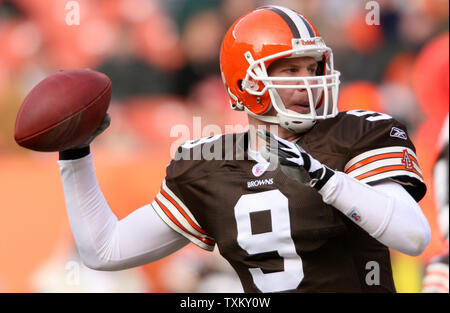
[{"xmin": 58, "ymin": 6, "xmax": 430, "ymax": 292}]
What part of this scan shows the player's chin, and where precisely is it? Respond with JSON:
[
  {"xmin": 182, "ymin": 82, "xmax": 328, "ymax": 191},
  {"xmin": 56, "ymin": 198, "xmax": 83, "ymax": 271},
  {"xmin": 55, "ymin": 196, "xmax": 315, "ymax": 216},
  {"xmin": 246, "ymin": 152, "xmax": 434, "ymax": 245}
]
[{"xmin": 287, "ymin": 104, "xmax": 311, "ymax": 114}]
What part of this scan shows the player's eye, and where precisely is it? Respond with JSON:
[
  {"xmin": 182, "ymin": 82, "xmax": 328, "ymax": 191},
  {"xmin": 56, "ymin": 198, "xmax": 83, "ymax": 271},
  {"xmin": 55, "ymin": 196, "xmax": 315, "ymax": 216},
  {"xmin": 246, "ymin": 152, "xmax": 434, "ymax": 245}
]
[
  {"xmin": 307, "ymin": 66, "xmax": 318, "ymax": 75},
  {"xmin": 282, "ymin": 67, "xmax": 298, "ymax": 74}
]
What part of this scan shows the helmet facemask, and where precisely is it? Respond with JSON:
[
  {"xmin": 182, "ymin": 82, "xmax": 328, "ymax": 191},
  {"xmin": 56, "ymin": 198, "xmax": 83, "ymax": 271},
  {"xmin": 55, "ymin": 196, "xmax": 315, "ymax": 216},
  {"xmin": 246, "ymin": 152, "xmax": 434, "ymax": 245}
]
[{"xmin": 241, "ymin": 38, "xmax": 341, "ymax": 133}]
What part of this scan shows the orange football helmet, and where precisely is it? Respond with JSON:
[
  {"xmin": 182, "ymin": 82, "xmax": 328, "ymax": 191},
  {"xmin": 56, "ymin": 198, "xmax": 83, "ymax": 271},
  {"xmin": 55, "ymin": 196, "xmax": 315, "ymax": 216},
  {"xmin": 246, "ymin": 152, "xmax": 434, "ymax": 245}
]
[{"xmin": 220, "ymin": 5, "xmax": 341, "ymax": 133}]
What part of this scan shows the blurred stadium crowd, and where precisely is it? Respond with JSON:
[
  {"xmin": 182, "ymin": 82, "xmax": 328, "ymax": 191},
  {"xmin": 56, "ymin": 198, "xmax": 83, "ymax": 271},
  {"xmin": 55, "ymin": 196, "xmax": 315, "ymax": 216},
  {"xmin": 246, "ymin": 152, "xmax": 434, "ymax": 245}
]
[{"xmin": 0, "ymin": 0, "xmax": 448, "ymax": 292}]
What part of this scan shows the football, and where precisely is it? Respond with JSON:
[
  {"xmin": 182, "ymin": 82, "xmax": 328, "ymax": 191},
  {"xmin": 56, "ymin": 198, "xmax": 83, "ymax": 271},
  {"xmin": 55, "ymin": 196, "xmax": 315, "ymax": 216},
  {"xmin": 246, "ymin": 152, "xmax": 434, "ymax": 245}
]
[{"xmin": 14, "ymin": 69, "xmax": 112, "ymax": 152}]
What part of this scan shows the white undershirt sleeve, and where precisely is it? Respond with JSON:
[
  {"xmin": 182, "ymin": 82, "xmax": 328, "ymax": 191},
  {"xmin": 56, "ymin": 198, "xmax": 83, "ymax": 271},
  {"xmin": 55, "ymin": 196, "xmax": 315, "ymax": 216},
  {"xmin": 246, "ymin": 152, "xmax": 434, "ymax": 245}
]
[
  {"xmin": 58, "ymin": 154, "xmax": 189, "ymax": 271},
  {"xmin": 319, "ymin": 171, "xmax": 431, "ymax": 256}
]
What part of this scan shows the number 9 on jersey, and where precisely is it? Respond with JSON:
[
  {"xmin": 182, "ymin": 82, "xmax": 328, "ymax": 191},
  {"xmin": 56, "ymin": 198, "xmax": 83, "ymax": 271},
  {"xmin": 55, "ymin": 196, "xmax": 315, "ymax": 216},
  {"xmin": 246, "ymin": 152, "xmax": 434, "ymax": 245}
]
[{"xmin": 234, "ymin": 190, "xmax": 304, "ymax": 292}]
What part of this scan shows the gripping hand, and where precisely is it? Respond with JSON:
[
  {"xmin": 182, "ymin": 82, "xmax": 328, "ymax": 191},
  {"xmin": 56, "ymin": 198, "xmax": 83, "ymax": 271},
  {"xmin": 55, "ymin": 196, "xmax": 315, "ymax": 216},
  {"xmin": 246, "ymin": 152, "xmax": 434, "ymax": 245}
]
[{"xmin": 257, "ymin": 129, "xmax": 335, "ymax": 190}]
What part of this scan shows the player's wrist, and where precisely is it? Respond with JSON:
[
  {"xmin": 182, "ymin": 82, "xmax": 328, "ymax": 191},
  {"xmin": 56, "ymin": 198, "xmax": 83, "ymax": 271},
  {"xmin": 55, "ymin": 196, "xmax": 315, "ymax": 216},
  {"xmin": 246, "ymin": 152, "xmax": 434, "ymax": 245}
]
[
  {"xmin": 59, "ymin": 146, "xmax": 90, "ymax": 160},
  {"xmin": 309, "ymin": 166, "xmax": 335, "ymax": 190}
]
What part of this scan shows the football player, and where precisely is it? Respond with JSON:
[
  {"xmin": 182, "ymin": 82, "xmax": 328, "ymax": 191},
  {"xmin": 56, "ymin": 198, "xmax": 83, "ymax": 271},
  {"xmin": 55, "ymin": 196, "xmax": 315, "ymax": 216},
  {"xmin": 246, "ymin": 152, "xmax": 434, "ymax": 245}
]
[
  {"xmin": 58, "ymin": 6, "xmax": 430, "ymax": 292},
  {"xmin": 422, "ymin": 115, "xmax": 449, "ymax": 293}
]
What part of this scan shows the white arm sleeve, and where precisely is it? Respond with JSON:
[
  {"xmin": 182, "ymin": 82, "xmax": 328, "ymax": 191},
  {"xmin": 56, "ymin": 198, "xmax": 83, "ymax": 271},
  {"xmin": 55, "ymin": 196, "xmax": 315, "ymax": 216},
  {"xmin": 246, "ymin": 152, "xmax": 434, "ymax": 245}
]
[
  {"xmin": 58, "ymin": 154, "xmax": 189, "ymax": 271},
  {"xmin": 319, "ymin": 171, "xmax": 431, "ymax": 256}
]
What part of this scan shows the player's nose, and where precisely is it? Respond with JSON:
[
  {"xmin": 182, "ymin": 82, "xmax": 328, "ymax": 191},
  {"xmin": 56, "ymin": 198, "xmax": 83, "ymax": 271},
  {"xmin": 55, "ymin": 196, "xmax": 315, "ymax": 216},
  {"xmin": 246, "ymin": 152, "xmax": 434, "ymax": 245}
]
[{"xmin": 295, "ymin": 68, "xmax": 315, "ymax": 90}]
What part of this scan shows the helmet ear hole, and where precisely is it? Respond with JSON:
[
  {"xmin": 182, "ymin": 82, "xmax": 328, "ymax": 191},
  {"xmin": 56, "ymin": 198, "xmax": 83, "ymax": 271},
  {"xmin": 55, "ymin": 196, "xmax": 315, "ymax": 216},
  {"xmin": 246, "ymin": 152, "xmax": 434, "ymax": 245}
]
[
  {"xmin": 237, "ymin": 80, "xmax": 244, "ymax": 91},
  {"xmin": 316, "ymin": 59, "xmax": 325, "ymax": 76}
]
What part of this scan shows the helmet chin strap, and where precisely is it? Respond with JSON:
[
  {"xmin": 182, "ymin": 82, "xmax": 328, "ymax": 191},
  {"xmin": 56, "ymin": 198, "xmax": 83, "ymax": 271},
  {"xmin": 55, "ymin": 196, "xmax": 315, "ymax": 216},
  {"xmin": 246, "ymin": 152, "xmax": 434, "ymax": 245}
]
[
  {"xmin": 269, "ymin": 88, "xmax": 316, "ymax": 134},
  {"xmin": 245, "ymin": 107, "xmax": 316, "ymax": 134},
  {"xmin": 277, "ymin": 111, "xmax": 316, "ymax": 133},
  {"xmin": 244, "ymin": 89, "xmax": 316, "ymax": 134}
]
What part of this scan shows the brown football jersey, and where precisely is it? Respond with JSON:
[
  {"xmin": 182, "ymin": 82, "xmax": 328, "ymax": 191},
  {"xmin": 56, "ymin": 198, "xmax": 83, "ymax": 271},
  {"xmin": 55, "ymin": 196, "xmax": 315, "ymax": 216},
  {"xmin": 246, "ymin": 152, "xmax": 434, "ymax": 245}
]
[{"xmin": 151, "ymin": 110, "xmax": 426, "ymax": 293}]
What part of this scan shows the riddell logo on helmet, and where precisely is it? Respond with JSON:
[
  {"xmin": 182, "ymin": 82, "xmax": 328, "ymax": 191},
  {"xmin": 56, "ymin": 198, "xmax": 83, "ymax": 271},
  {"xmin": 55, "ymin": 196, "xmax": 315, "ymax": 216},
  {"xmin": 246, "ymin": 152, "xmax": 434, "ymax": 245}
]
[{"xmin": 301, "ymin": 39, "xmax": 316, "ymax": 45}]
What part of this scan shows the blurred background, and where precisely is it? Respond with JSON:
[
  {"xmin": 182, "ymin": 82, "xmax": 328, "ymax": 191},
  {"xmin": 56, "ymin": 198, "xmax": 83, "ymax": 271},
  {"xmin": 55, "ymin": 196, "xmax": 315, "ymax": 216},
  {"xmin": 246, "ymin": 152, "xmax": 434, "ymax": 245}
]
[{"xmin": 0, "ymin": 0, "xmax": 448, "ymax": 293}]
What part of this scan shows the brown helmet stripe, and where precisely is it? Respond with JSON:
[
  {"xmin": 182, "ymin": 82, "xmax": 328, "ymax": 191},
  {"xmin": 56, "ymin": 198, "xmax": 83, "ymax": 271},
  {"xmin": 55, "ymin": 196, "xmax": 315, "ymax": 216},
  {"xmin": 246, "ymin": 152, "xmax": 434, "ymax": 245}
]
[{"xmin": 265, "ymin": 6, "xmax": 301, "ymax": 38}]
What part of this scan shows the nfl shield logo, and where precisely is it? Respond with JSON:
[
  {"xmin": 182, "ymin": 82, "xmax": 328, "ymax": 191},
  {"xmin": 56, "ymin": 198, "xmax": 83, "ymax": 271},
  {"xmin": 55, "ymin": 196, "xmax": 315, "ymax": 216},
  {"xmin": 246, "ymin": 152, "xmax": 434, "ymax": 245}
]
[{"xmin": 252, "ymin": 162, "xmax": 269, "ymax": 177}]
